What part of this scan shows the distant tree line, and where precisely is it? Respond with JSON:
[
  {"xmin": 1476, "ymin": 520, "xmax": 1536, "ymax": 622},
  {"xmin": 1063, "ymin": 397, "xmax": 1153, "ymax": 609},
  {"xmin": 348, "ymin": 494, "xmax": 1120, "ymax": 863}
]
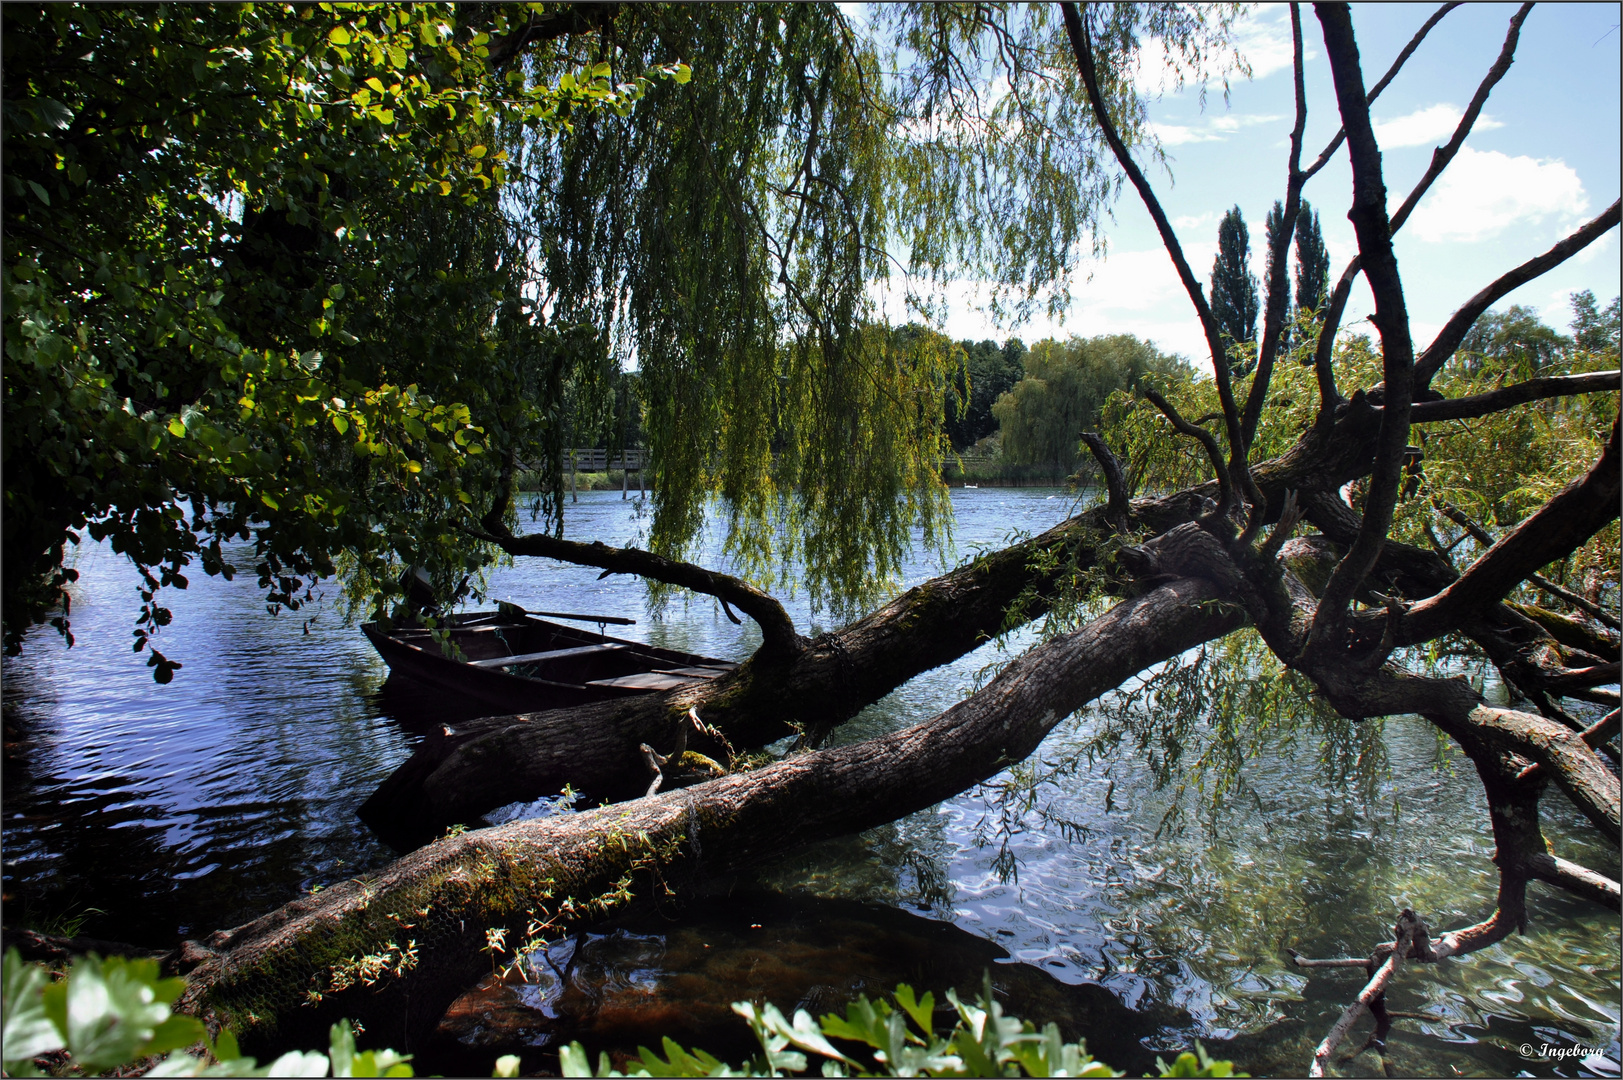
[{"xmin": 935, "ymin": 281, "xmax": 1614, "ymax": 482}]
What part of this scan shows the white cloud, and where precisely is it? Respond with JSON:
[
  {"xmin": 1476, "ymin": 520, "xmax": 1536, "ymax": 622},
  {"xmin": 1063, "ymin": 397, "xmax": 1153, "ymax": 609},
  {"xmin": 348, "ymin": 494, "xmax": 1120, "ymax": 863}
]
[
  {"xmin": 1134, "ymin": 7, "xmax": 1301, "ymax": 98},
  {"xmin": 1148, "ymin": 112, "xmax": 1283, "ymax": 146},
  {"xmin": 1371, "ymin": 104, "xmax": 1503, "ymax": 149},
  {"xmin": 1173, "ymin": 211, "xmax": 1220, "ymax": 232},
  {"xmin": 1408, "ymin": 146, "xmax": 1589, "ymax": 242},
  {"xmin": 1148, "ymin": 122, "xmax": 1223, "ymax": 146},
  {"xmin": 1230, "ymin": 7, "xmax": 1300, "ymax": 82}
]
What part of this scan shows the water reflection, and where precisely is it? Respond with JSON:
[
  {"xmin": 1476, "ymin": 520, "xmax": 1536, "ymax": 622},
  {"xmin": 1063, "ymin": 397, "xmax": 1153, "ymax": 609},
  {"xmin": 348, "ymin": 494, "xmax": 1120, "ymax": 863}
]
[
  {"xmin": 429, "ymin": 889, "xmax": 1185, "ymax": 1077},
  {"xmin": 3, "ymin": 489, "xmax": 1617, "ymax": 1076}
]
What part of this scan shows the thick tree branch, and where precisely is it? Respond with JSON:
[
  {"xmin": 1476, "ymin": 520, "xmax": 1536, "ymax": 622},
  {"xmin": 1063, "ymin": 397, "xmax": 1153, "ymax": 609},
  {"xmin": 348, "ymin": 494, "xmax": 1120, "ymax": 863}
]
[
  {"xmin": 1415, "ymin": 200, "xmax": 1622, "ymax": 386},
  {"xmin": 1440, "ymin": 500, "xmax": 1623, "ymax": 629},
  {"xmin": 367, "ymin": 490, "xmax": 1214, "ymax": 838},
  {"xmin": 1403, "ymin": 414, "xmax": 1621, "ymax": 643},
  {"xmin": 1459, "ymin": 706, "xmax": 1621, "ymax": 840},
  {"xmin": 484, "ymin": 3, "xmax": 623, "ymax": 68},
  {"xmin": 1411, "ymin": 370, "xmax": 1621, "ymax": 425},
  {"xmin": 1306, "ymin": 3, "xmax": 1418, "ymax": 654},
  {"xmin": 1081, "ymin": 432, "xmax": 1130, "ymax": 524},
  {"xmin": 1525, "ymin": 853, "xmax": 1622, "ymax": 910}
]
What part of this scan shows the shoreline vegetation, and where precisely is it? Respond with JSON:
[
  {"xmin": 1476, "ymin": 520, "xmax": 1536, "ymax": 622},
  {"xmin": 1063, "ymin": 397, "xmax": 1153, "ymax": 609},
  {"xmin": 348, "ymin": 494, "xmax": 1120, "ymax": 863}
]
[{"xmin": 518, "ymin": 464, "xmax": 1084, "ymax": 493}]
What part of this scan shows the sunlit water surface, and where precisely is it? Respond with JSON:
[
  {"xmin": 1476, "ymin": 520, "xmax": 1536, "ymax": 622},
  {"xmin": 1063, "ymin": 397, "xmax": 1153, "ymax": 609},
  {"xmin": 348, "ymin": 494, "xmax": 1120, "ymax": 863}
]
[{"xmin": 3, "ymin": 488, "xmax": 1617, "ymax": 1077}]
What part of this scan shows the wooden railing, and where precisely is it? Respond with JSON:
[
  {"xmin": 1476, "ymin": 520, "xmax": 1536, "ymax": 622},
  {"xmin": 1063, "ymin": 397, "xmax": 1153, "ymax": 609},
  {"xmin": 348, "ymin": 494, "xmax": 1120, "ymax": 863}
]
[
  {"xmin": 564, "ymin": 448, "xmax": 645, "ymax": 472},
  {"xmin": 563, "ymin": 448, "xmax": 647, "ymax": 500}
]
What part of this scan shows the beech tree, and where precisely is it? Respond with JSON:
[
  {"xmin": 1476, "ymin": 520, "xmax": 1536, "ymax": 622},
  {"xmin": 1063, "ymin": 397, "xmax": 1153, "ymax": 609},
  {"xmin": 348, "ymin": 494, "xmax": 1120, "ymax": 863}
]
[{"xmin": 9, "ymin": 5, "xmax": 1617, "ymax": 1078}]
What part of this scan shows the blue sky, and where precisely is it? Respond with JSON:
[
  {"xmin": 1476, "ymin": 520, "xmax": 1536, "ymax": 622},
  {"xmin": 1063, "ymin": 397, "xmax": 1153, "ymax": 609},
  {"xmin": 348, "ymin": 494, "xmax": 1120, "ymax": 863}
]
[{"xmin": 910, "ymin": 3, "xmax": 1622, "ymax": 369}]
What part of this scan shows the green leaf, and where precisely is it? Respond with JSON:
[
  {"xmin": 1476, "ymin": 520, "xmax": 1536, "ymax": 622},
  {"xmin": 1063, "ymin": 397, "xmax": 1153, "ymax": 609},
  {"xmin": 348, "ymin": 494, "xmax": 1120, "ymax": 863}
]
[
  {"xmin": 141, "ymin": 1012, "xmax": 210, "ymax": 1056},
  {"xmin": 892, "ymin": 984, "xmax": 935, "ymax": 1036},
  {"xmin": 557, "ymin": 1042, "xmax": 593, "ymax": 1077},
  {"xmin": 58, "ymin": 955, "xmax": 178, "ymax": 1071},
  {"xmin": 3, "ymin": 949, "xmax": 63, "ymax": 1067},
  {"xmin": 328, "ymin": 1020, "xmax": 356, "ymax": 1076},
  {"xmin": 328, "ymin": 26, "xmax": 352, "ymax": 45},
  {"xmin": 262, "ymin": 1049, "xmax": 332, "ymax": 1076},
  {"xmin": 27, "ymin": 180, "xmax": 51, "ymax": 206}
]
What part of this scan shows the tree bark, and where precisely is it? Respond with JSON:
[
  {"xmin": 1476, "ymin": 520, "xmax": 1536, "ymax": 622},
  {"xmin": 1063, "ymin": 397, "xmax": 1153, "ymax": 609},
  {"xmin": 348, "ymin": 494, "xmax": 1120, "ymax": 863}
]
[
  {"xmin": 181, "ymin": 579, "xmax": 1243, "ymax": 1055},
  {"xmin": 360, "ymin": 489, "xmax": 1209, "ymax": 844}
]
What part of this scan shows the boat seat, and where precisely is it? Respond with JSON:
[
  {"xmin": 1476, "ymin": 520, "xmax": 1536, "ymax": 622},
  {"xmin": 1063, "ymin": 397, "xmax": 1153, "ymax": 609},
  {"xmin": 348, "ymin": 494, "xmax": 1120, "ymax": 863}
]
[
  {"xmin": 658, "ymin": 666, "xmax": 735, "ymax": 679},
  {"xmin": 584, "ymin": 671, "xmax": 704, "ymax": 691},
  {"xmin": 466, "ymin": 643, "xmax": 627, "ymax": 668}
]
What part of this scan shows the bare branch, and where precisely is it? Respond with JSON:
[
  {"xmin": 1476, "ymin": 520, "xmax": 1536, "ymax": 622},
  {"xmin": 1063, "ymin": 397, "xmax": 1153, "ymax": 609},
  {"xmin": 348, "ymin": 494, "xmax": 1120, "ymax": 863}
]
[
  {"xmin": 1241, "ymin": 5, "xmax": 1309, "ymax": 481},
  {"xmin": 467, "ymin": 526, "xmax": 805, "ymax": 661},
  {"xmin": 1403, "ymin": 415, "xmax": 1621, "ymax": 643},
  {"xmin": 1060, "ymin": 3, "xmax": 1254, "ymax": 506},
  {"xmin": 1081, "ymin": 432, "xmax": 1130, "ymax": 523},
  {"xmin": 1412, "ymin": 370, "xmax": 1622, "ymax": 425},
  {"xmin": 1309, "ymin": 269, "xmax": 1351, "ymax": 410},
  {"xmin": 1526, "ymin": 853, "xmax": 1623, "ymax": 910},
  {"xmin": 1301, "ymin": 3, "xmax": 1463, "ymax": 183},
  {"xmin": 1142, "ymin": 388, "xmax": 1235, "ymax": 521},
  {"xmin": 1386, "ymin": 4, "xmax": 1532, "ymax": 236},
  {"xmin": 1287, "ymin": 950, "xmax": 1370, "ymax": 970},
  {"xmin": 1305, "ymin": 3, "xmax": 1419, "ymax": 654},
  {"xmin": 1308, "ymin": 5, "xmax": 1531, "ymax": 409},
  {"xmin": 1308, "ymin": 910, "xmax": 1425, "ymax": 1076},
  {"xmin": 1416, "ymin": 200, "xmax": 1622, "ymax": 386}
]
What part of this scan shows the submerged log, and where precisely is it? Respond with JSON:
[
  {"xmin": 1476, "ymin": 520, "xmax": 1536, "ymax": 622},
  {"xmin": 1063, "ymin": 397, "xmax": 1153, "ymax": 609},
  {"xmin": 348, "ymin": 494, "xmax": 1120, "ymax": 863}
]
[{"xmin": 181, "ymin": 578, "xmax": 1242, "ymax": 1055}]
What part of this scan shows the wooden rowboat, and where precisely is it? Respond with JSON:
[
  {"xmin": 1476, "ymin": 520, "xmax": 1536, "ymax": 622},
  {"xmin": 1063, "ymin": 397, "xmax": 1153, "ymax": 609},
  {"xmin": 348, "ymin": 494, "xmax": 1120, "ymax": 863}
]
[{"xmin": 362, "ymin": 609, "xmax": 738, "ymax": 715}]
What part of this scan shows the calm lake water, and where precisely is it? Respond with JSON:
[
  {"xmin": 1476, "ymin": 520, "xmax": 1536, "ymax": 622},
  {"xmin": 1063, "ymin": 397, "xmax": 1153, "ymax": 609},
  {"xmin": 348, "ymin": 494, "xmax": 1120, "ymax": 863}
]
[{"xmin": 3, "ymin": 488, "xmax": 1618, "ymax": 1077}]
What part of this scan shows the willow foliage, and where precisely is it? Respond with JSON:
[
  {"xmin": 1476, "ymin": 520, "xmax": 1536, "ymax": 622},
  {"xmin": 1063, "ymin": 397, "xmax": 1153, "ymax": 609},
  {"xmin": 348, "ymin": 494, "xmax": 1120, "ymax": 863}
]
[{"xmin": 502, "ymin": 3, "xmax": 1241, "ymax": 616}]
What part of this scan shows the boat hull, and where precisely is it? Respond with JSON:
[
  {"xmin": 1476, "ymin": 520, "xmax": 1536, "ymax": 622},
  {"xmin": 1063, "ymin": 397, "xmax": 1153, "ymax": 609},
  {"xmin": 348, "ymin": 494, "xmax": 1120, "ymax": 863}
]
[{"xmin": 361, "ymin": 611, "xmax": 736, "ymax": 716}]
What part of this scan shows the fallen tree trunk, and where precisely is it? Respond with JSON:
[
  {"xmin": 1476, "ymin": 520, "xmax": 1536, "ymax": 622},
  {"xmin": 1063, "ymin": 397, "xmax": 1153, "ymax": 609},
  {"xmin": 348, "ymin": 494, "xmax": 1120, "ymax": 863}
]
[
  {"xmin": 362, "ymin": 373, "xmax": 1617, "ymax": 846},
  {"xmin": 361, "ymin": 490, "xmax": 1208, "ymax": 844},
  {"xmin": 180, "ymin": 578, "xmax": 1243, "ymax": 1055}
]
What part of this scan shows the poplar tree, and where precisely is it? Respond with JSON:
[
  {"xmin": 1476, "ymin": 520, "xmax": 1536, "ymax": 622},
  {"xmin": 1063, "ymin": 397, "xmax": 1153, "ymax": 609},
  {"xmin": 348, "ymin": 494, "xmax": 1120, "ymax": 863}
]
[
  {"xmin": 1208, "ymin": 205, "xmax": 1259, "ymax": 377},
  {"xmin": 1293, "ymin": 200, "xmax": 1329, "ymax": 316}
]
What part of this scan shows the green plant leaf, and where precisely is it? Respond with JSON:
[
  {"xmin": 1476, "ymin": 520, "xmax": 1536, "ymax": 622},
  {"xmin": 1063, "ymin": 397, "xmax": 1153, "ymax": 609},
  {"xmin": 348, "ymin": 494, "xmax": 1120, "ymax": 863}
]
[
  {"xmin": 558, "ymin": 1042, "xmax": 593, "ymax": 1077},
  {"xmin": 892, "ymin": 984, "xmax": 935, "ymax": 1036},
  {"xmin": 57, "ymin": 954, "xmax": 177, "ymax": 1070},
  {"xmin": 3, "ymin": 949, "xmax": 63, "ymax": 1067},
  {"xmin": 262, "ymin": 1049, "xmax": 333, "ymax": 1076}
]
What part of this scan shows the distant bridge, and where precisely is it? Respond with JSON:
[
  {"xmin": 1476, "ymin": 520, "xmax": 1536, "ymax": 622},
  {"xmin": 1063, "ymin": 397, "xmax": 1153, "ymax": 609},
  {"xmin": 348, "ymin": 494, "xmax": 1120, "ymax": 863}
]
[
  {"xmin": 564, "ymin": 447, "xmax": 646, "ymax": 500},
  {"xmin": 565, "ymin": 448, "xmax": 646, "ymax": 473}
]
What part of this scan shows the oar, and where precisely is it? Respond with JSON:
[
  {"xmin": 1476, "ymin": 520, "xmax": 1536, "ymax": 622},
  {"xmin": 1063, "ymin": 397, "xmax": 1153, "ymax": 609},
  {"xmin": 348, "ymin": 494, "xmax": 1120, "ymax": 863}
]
[{"xmin": 496, "ymin": 600, "xmax": 635, "ymax": 626}]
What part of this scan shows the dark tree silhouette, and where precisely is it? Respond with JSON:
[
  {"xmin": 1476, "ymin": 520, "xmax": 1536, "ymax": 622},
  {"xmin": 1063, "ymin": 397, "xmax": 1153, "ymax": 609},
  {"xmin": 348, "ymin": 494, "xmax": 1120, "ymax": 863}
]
[
  {"xmin": 1210, "ymin": 205, "xmax": 1260, "ymax": 376},
  {"xmin": 1294, "ymin": 200, "xmax": 1330, "ymax": 316}
]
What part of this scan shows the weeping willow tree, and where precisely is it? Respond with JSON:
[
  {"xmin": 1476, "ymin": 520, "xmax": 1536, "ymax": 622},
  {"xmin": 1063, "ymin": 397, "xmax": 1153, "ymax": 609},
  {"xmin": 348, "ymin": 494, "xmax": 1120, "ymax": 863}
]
[{"xmin": 489, "ymin": 2, "xmax": 1241, "ymax": 615}]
